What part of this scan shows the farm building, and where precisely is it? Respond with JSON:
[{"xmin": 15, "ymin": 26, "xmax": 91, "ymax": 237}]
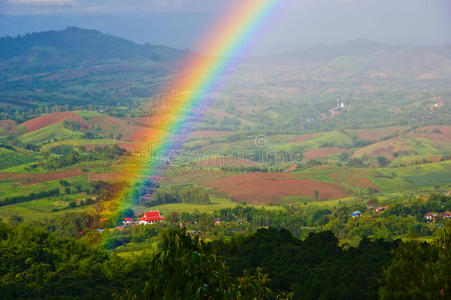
[
  {"xmin": 424, "ymin": 212, "xmax": 438, "ymax": 221},
  {"xmin": 351, "ymin": 211, "xmax": 362, "ymax": 217},
  {"xmin": 122, "ymin": 217, "xmax": 133, "ymax": 225},
  {"xmin": 441, "ymin": 211, "xmax": 451, "ymax": 220},
  {"xmin": 138, "ymin": 211, "xmax": 164, "ymax": 224}
]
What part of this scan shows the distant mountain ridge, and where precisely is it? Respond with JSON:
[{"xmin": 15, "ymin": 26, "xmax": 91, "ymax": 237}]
[
  {"xmin": 281, "ymin": 39, "xmax": 451, "ymax": 61},
  {"xmin": 0, "ymin": 27, "xmax": 189, "ymax": 70},
  {"xmin": 300, "ymin": 39, "xmax": 390, "ymax": 59}
]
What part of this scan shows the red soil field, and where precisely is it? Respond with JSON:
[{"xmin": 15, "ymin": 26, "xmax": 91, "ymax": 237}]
[
  {"xmin": 0, "ymin": 170, "xmax": 86, "ymax": 185},
  {"xmin": 196, "ymin": 158, "xmax": 260, "ymax": 168},
  {"xmin": 205, "ymin": 172, "xmax": 350, "ymax": 205},
  {"xmin": 91, "ymin": 116, "xmax": 128, "ymax": 128},
  {"xmin": 425, "ymin": 156, "xmax": 442, "ymax": 163},
  {"xmin": 0, "ymin": 120, "xmax": 16, "ymax": 133},
  {"xmin": 352, "ymin": 137, "xmax": 414, "ymax": 159},
  {"xmin": 409, "ymin": 126, "xmax": 451, "ymax": 143},
  {"xmin": 90, "ymin": 116, "xmax": 155, "ymax": 142},
  {"xmin": 304, "ymin": 147, "xmax": 346, "ymax": 159},
  {"xmin": 289, "ymin": 133, "xmax": 320, "ymax": 143},
  {"xmin": 190, "ymin": 130, "xmax": 232, "ymax": 138},
  {"xmin": 22, "ymin": 112, "xmax": 90, "ymax": 132}
]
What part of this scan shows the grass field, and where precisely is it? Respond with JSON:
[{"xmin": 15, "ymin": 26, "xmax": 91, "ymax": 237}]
[
  {"xmin": 76, "ymin": 111, "xmax": 103, "ymax": 119},
  {"xmin": 0, "ymin": 195, "xmax": 94, "ymax": 222},
  {"xmin": 0, "ymin": 148, "xmax": 37, "ymax": 170},
  {"xmin": 138, "ymin": 197, "xmax": 281, "ymax": 216},
  {"xmin": 0, "ymin": 175, "xmax": 88, "ymax": 198},
  {"xmin": 149, "ymin": 197, "xmax": 237, "ymax": 214},
  {"xmin": 20, "ymin": 123, "xmax": 84, "ymax": 144}
]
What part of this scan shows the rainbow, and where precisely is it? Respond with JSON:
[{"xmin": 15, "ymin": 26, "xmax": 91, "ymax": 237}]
[{"xmin": 106, "ymin": 0, "xmax": 280, "ymax": 219}]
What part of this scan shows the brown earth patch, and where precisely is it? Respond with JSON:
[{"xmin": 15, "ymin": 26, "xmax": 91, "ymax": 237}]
[
  {"xmin": 353, "ymin": 137, "xmax": 414, "ymax": 159},
  {"xmin": 90, "ymin": 115, "xmax": 164, "ymax": 142},
  {"xmin": 0, "ymin": 170, "xmax": 86, "ymax": 185},
  {"xmin": 289, "ymin": 133, "xmax": 320, "ymax": 143},
  {"xmin": 91, "ymin": 116, "xmax": 128, "ymax": 128},
  {"xmin": 22, "ymin": 112, "xmax": 90, "ymax": 132},
  {"xmin": 205, "ymin": 172, "xmax": 351, "ymax": 205},
  {"xmin": 348, "ymin": 126, "xmax": 407, "ymax": 141},
  {"xmin": 161, "ymin": 169, "xmax": 231, "ymax": 186},
  {"xmin": 425, "ymin": 156, "xmax": 442, "ymax": 163},
  {"xmin": 409, "ymin": 126, "xmax": 451, "ymax": 143},
  {"xmin": 304, "ymin": 147, "xmax": 346, "ymax": 159}
]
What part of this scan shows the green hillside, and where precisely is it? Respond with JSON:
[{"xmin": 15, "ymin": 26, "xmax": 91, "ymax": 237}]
[{"xmin": 20, "ymin": 123, "xmax": 83, "ymax": 144}]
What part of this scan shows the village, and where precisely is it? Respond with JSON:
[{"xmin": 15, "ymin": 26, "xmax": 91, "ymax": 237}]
[{"xmin": 351, "ymin": 200, "xmax": 451, "ymax": 223}]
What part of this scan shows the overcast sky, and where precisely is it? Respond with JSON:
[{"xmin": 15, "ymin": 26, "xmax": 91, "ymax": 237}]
[{"xmin": 1, "ymin": 0, "xmax": 450, "ymax": 54}]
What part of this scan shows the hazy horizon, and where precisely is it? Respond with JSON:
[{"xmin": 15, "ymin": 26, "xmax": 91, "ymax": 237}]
[{"xmin": 1, "ymin": 0, "xmax": 450, "ymax": 55}]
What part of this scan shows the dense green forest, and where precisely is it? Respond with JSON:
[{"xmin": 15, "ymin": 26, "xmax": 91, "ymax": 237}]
[{"xmin": 0, "ymin": 219, "xmax": 449, "ymax": 299}]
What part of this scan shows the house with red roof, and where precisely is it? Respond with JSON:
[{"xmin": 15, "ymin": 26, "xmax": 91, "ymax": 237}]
[
  {"xmin": 122, "ymin": 217, "xmax": 133, "ymax": 225},
  {"xmin": 138, "ymin": 211, "xmax": 164, "ymax": 225}
]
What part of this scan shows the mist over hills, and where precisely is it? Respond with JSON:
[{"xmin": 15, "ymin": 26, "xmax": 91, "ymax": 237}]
[
  {"xmin": 285, "ymin": 39, "xmax": 391, "ymax": 60},
  {"xmin": 2, "ymin": 27, "xmax": 450, "ymax": 71},
  {"xmin": 1, "ymin": 27, "xmax": 450, "ymax": 125},
  {"xmin": 0, "ymin": 27, "xmax": 189, "ymax": 71}
]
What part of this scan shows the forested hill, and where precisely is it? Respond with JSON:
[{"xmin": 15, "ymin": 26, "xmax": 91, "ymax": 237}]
[
  {"xmin": 0, "ymin": 27, "xmax": 189, "ymax": 69},
  {"xmin": 0, "ymin": 27, "xmax": 191, "ymax": 110}
]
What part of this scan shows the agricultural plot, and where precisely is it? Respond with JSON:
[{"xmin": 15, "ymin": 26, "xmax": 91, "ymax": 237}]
[
  {"xmin": 205, "ymin": 172, "xmax": 352, "ymax": 205},
  {"xmin": 20, "ymin": 123, "xmax": 84, "ymax": 144}
]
